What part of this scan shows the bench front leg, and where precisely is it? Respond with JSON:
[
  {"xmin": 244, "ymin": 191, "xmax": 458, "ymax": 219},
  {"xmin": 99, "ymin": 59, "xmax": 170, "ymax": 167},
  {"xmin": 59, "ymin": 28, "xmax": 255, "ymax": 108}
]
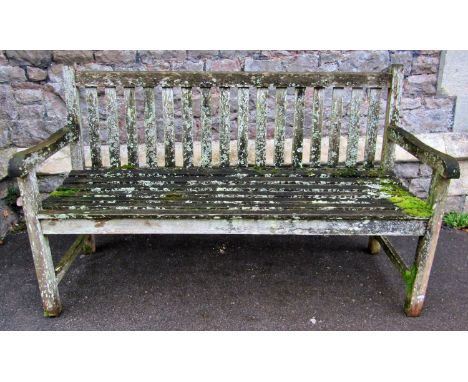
[
  {"xmin": 405, "ymin": 172, "xmax": 449, "ymax": 317},
  {"xmin": 18, "ymin": 171, "xmax": 62, "ymax": 317}
]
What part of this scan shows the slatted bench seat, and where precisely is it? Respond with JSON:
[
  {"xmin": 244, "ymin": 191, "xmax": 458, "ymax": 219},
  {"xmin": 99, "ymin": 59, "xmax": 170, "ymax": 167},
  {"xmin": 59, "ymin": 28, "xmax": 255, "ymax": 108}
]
[{"xmin": 9, "ymin": 65, "xmax": 459, "ymax": 318}]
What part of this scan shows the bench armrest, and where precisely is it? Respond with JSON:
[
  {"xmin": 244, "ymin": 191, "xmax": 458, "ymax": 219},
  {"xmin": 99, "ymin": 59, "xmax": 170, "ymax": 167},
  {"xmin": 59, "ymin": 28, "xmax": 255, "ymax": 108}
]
[
  {"xmin": 8, "ymin": 126, "xmax": 77, "ymax": 178},
  {"xmin": 388, "ymin": 124, "xmax": 460, "ymax": 179}
]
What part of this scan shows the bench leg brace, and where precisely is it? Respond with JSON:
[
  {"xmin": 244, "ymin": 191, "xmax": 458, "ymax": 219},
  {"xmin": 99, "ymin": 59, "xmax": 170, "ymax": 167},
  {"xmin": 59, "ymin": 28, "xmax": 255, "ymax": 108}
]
[
  {"xmin": 405, "ymin": 173, "xmax": 449, "ymax": 317},
  {"xmin": 18, "ymin": 172, "xmax": 62, "ymax": 317}
]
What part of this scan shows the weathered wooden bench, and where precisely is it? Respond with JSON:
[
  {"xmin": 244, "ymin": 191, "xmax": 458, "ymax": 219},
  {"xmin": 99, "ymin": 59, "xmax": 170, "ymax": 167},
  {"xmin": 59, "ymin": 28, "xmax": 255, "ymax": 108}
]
[{"xmin": 9, "ymin": 65, "xmax": 460, "ymax": 317}]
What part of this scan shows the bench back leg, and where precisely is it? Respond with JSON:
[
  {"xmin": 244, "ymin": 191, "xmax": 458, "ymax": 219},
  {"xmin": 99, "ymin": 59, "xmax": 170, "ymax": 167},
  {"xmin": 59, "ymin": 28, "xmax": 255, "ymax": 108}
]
[
  {"xmin": 18, "ymin": 172, "xmax": 62, "ymax": 317},
  {"xmin": 404, "ymin": 173, "xmax": 449, "ymax": 317}
]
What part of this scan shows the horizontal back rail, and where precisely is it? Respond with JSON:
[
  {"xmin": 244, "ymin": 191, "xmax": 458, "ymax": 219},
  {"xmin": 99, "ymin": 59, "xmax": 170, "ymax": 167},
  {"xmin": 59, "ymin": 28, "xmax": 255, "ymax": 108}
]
[{"xmin": 76, "ymin": 71, "xmax": 391, "ymax": 88}]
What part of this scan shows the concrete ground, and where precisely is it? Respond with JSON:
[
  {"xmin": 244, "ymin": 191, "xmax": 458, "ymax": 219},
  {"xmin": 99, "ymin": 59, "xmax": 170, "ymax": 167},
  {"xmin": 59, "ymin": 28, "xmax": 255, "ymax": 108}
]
[{"xmin": 0, "ymin": 228, "xmax": 467, "ymax": 330}]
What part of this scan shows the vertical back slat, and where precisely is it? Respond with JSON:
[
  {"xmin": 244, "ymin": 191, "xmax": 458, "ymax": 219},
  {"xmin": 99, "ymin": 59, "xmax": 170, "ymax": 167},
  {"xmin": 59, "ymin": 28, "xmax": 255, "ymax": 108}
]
[
  {"xmin": 181, "ymin": 87, "xmax": 194, "ymax": 168},
  {"xmin": 106, "ymin": 88, "xmax": 120, "ymax": 167},
  {"xmin": 200, "ymin": 87, "xmax": 212, "ymax": 167},
  {"xmin": 310, "ymin": 87, "xmax": 324, "ymax": 167},
  {"xmin": 144, "ymin": 88, "xmax": 157, "ymax": 168},
  {"xmin": 292, "ymin": 87, "xmax": 305, "ymax": 168},
  {"xmin": 274, "ymin": 87, "xmax": 286, "ymax": 167},
  {"xmin": 381, "ymin": 64, "xmax": 404, "ymax": 172},
  {"xmin": 328, "ymin": 88, "xmax": 344, "ymax": 167},
  {"xmin": 85, "ymin": 88, "xmax": 101, "ymax": 169},
  {"xmin": 162, "ymin": 87, "xmax": 176, "ymax": 167},
  {"xmin": 63, "ymin": 66, "xmax": 84, "ymax": 170},
  {"xmin": 237, "ymin": 87, "xmax": 249, "ymax": 167},
  {"xmin": 219, "ymin": 87, "xmax": 231, "ymax": 167},
  {"xmin": 255, "ymin": 87, "xmax": 268, "ymax": 167},
  {"xmin": 364, "ymin": 88, "xmax": 382, "ymax": 167},
  {"xmin": 345, "ymin": 88, "xmax": 363, "ymax": 167},
  {"xmin": 124, "ymin": 88, "xmax": 138, "ymax": 167}
]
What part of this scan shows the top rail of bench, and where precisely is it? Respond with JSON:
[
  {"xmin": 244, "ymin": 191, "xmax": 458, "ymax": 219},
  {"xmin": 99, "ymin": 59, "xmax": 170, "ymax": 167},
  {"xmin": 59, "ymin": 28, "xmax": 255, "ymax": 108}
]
[{"xmin": 75, "ymin": 71, "xmax": 391, "ymax": 88}]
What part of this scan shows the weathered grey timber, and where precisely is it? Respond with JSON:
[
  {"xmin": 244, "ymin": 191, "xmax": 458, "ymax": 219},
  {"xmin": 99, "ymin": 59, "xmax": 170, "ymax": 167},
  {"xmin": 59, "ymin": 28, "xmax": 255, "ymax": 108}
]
[
  {"xmin": 292, "ymin": 87, "xmax": 305, "ymax": 168},
  {"xmin": 181, "ymin": 87, "xmax": 194, "ymax": 168},
  {"xmin": 255, "ymin": 88, "xmax": 268, "ymax": 167},
  {"xmin": 274, "ymin": 88, "xmax": 287, "ymax": 167},
  {"xmin": 219, "ymin": 87, "xmax": 231, "ymax": 167},
  {"xmin": 86, "ymin": 88, "xmax": 102, "ymax": 169},
  {"xmin": 328, "ymin": 88, "xmax": 343, "ymax": 166},
  {"xmin": 310, "ymin": 87, "xmax": 324, "ymax": 167},
  {"xmin": 9, "ymin": 65, "xmax": 460, "ymax": 318},
  {"xmin": 200, "ymin": 88, "xmax": 212, "ymax": 167},
  {"xmin": 106, "ymin": 88, "xmax": 120, "ymax": 167},
  {"xmin": 237, "ymin": 87, "xmax": 249, "ymax": 167},
  {"xmin": 144, "ymin": 88, "xmax": 157, "ymax": 168},
  {"xmin": 363, "ymin": 88, "xmax": 381, "ymax": 167},
  {"xmin": 124, "ymin": 88, "xmax": 138, "ymax": 167}
]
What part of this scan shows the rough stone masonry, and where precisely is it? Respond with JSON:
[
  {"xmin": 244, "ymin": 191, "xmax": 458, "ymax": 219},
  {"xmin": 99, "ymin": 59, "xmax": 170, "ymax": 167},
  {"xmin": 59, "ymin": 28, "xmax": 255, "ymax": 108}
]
[{"xmin": 0, "ymin": 51, "xmax": 466, "ymax": 235}]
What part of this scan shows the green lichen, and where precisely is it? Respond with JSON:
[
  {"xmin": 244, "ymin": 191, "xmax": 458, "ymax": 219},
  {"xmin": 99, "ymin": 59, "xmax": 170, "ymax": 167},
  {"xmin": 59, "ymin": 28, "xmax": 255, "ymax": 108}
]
[
  {"xmin": 403, "ymin": 264, "xmax": 417, "ymax": 301},
  {"xmin": 380, "ymin": 181, "xmax": 432, "ymax": 218},
  {"xmin": 252, "ymin": 166, "xmax": 281, "ymax": 175},
  {"xmin": 161, "ymin": 192, "xmax": 185, "ymax": 200},
  {"xmin": 333, "ymin": 167, "xmax": 359, "ymax": 177},
  {"xmin": 50, "ymin": 188, "xmax": 80, "ymax": 197},
  {"xmin": 120, "ymin": 164, "xmax": 136, "ymax": 170}
]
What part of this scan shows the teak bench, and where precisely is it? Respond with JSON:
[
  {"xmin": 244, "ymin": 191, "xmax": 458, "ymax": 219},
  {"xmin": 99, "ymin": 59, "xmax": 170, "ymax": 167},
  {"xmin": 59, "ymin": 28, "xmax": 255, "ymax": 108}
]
[{"xmin": 9, "ymin": 65, "xmax": 460, "ymax": 317}]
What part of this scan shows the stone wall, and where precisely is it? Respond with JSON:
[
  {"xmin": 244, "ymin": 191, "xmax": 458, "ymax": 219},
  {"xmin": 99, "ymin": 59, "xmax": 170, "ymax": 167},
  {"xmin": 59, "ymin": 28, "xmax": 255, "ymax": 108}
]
[{"xmin": 1, "ymin": 50, "xmax": 465, "ymax": 219}]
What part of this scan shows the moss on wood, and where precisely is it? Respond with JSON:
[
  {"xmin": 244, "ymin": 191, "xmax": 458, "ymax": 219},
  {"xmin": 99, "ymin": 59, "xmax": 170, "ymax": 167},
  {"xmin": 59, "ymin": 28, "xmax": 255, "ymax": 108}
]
[
  {"xmin": 50, "ymin": 188, "xmax": 80, "ymax": 197},
  {"xmin": 380, "ymin": 181, "xmax": 432, "ymax": 218}
]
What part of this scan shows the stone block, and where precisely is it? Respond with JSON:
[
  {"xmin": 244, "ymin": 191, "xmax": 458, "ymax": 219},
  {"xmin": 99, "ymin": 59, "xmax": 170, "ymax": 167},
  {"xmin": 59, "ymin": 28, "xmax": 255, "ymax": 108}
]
[
  {"xmin": 394, "ymin": 162, "xmax": 420, "ymax": 178},
  {"xmin": 283, "ymin": 53, "xmax": 319, "ymax": 72},
  {"xmin": 404, "ymin": 74, "xmax": 437, "ymax": 96},
  {"xmin": 206, "ymin": 59, "xmax": 241, "ymax": 71},
  {"xmin": 0, "ymin": 66, "xmax": 26, "ymax": 83},
  {"xmin": 14, "ymin": 88, "xmax": 43, "ymax": 104},
  {"xmin": 244, "ymin": 58, "xmax": 283, "ymax": 72},
  {"xmin": 409, "ymin": 177, "xmax": 431, "ymax": 198},
  {"xmin": 95, "ymin": 50, "xmax": 136, "ymax": 65},
  {"xmin": 412, "ymin": 54, "xmax": 439, "ymax": 75},
  {"xmin": 5, "ymin": 50, "xmax": 52, "ymax": 68},
  {"xmin": 139, "ymin": 50, "xmax": 186, "ymax": 63},
  {"xmin": 0, "ymin": 147, "xmax": 17, "ymax": 179},
  {"xmin": 53, "ymin": 50, "xmax": 95, "ymax": 64},
  {"xmin": 26, "ymin": 66, "xmax": 48, "ymax": 81}
]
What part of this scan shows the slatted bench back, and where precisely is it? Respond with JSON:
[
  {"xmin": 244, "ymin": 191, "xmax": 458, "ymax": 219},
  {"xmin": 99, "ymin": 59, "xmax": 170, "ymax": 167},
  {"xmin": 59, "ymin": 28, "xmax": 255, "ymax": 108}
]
[{"xmin": 63, "ymin": 65, "xmax": 403, "ymax": 170}]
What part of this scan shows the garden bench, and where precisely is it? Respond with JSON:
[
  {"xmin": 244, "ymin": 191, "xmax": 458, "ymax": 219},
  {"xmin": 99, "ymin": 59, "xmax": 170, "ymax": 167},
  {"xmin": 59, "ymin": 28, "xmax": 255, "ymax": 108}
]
[{"xmin": 9, "ymin": 65, "xmax": 460, "ymax": 317}]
